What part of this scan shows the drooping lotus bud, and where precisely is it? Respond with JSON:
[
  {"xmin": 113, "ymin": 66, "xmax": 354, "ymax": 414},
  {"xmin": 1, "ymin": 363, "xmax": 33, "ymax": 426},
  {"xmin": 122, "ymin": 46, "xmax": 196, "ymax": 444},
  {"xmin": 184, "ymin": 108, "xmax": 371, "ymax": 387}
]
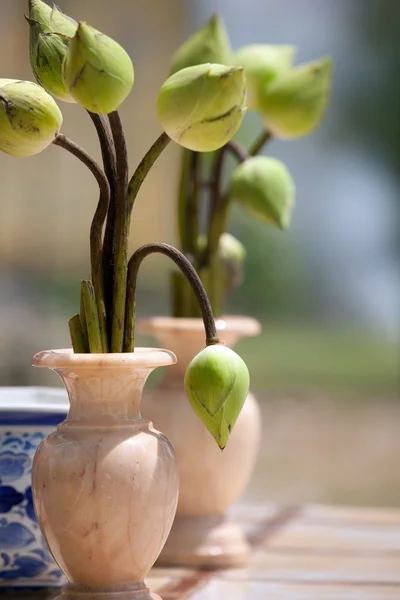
[
  {"xmin": 259, "ymin": 58, "xmax": 333, "ymax": 138},
  {"xmin": 63, "ymin": 22, "xmax": 134, "ymax": 114},
  {"xmin": 0, "ymin": 79, "xmax": 63, "ymax": 157},
  {"xmin": 169, "ymin": 14, "xmax": 232, "ymax": 75},
  {"xmin": 27, "ymin": 1, "xmax": 78, "ymax": 102},
  {"xmin": 230, "ymin": 156, "xmax": 295, "ymax": 230},
  {"xmin": 235, "ymin": 44, "xmax": 295, "ymax": 110},
  {"xmin": 184, "ymin": 344, "xmax": 250, "ymax": 449},
  {"xmin": 157, "ymin": 63, "xmax": 246, "ymax": 152}
]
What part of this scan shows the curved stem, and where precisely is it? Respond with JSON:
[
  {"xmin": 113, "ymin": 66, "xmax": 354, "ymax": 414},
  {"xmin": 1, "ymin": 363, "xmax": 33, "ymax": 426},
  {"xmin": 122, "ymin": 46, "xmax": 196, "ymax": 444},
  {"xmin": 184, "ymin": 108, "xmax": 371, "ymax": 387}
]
[
  {"xmin": 225, "ymin": 139, "xmax": 250, "ymax": 163},
  {"xmin": 87, "ymin": 112, "xmax": 117, "ymax": 332},
  {"xmin": 124, "ymin": 243, "xmax": 219, "ymax": 352},
  {"xmin": 127, "ymin": 132, "xmax": 171, "ymax": 216},
  {"xmin": 53, "ymin": 134, "xmax": 110, "ymax": 351},
  {"xmin": 108, "ymin": 111, "xmax": 129, "ymax": 352},
  {"xmin": 249, "ymin": 129, "xmax": 272, "ymax": 156}
]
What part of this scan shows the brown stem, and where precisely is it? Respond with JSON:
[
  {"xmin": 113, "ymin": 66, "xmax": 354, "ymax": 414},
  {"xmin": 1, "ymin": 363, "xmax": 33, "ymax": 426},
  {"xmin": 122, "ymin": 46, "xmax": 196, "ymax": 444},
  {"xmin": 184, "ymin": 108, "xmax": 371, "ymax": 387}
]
[
  {"xmin": 124, "ymin": 243, "xmax": 219, "ymax": 352},
  {"xmin": 249, "ymin": 129, "xmax": 273, "ymax": 156},
  {"xmin": 53, "ymin": 134, "xmax": 110, "ymax": 351},
  {"xmin": 108, "ymin": 111, "xmax": 129, "ymax": 353},
  {"xmin": 87, "ymin": 112, "xmax": 117, "ymax": 334}
]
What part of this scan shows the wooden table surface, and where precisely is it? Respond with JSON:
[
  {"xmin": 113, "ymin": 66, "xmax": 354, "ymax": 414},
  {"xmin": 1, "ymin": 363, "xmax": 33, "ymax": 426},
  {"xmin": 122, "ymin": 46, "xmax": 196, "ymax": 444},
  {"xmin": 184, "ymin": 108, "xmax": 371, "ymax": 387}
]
[{"xmin": 3, "ymin": 503, "xmax": 400, "ymax": 599}]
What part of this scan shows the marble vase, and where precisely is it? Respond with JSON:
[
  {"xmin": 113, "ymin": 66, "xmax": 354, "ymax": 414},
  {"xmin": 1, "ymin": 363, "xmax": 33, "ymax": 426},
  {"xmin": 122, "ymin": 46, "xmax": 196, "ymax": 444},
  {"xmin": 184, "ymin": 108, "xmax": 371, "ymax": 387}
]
[
  {"xmin": 139, "ymin": 316, "xmax": 262, "ymax": 568},
  {"xmin": 31, "ymin": 348, "xmax": 179, "ymax": 600}
]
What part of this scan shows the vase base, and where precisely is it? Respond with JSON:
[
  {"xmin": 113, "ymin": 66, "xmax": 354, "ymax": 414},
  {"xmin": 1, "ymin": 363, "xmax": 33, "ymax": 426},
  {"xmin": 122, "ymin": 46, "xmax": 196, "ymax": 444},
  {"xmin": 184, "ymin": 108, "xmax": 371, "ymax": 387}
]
[
  {"xmin": 53, "ymin": 583, "xmax": 160, "ymax": 600},
  {"xmin": 156, "ymin": 514, "xmax": 250, "ymax": 568}
]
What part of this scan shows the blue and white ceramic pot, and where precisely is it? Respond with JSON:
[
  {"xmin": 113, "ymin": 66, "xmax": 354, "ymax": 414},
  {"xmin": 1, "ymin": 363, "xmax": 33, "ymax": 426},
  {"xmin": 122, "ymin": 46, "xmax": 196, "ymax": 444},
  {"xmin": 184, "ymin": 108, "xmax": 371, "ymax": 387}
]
[{"xmin": 0, "ymin": 387, "xmax": 68, "ymax": 587}]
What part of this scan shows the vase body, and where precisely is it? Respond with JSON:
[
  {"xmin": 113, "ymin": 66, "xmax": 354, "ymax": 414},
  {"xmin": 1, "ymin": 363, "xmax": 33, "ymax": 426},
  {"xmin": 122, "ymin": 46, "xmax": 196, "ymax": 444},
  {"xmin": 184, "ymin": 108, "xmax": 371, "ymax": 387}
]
[
  {"xmin": 31, "ymin": 348, "xmax": 179, "ymax": 600},
  {"xmin": 0, "ymin": 387, "xmax": 68, "ymax": 587},
  {"xmin": 139, "ymin": 316, "xmax": 262, "ymax": 568}
]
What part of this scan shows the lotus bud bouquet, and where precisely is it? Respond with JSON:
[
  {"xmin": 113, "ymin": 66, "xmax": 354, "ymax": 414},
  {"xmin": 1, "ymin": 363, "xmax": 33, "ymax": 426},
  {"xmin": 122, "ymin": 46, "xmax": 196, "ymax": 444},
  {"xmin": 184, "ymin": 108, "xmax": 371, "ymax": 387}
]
[
  {"xmin": 168, "ymin": 15, "xmax": 333, "ymax": 317},
  {"xmin": 0, "ymin": 1, "xmax": 259, "ymax": 449}
]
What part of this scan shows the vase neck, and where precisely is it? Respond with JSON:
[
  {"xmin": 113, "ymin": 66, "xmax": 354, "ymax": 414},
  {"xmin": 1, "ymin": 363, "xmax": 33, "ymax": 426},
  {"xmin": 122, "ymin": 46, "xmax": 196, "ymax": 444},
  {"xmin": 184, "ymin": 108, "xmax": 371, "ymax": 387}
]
[{"xmin": 57, "ymin": 366, "xmax": 153, "ymax": 425}]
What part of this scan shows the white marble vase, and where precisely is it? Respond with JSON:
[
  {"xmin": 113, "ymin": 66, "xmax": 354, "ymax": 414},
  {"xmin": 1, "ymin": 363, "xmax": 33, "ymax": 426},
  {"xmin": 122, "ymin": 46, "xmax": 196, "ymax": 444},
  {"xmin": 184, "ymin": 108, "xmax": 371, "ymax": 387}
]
[
  {"xmin": 31, "ymin": 348, "xmax": 179, "ymax": 600},
  {"xmin": 139, "ymin": 316, "xmax": 262, "ymax": 568}
]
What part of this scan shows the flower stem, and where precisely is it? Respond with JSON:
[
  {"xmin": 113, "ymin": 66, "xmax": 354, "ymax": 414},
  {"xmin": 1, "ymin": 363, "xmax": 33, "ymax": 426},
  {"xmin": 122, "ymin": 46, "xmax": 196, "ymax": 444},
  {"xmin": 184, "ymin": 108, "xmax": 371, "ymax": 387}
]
[
  {"xmin": 248, "ymin": 129, "xmax": 273, "ymax": 156},
  {"xmin": 53, "ymin": 134, "xmax": 109, "ymax": 352},
  {"xmin": 186, "ymin": 151, "xmax": 200, "ymax": 260},
  {"xmin": 124, "ymin": 243, "xmax": 219, "ymax": 352},
  {"xmin": 81, "ymin": 280, "xmax": 103, "ymax": 353},
  {"xmin": 108, "ymin": 111, "xmax": 129, "ymax": 353},
  {"xmin": 68, "ymin": 314, "xmax": 88, "ymax": 353},
  {"xmin": 87, "ymin": 111, "xmax": 117, "ymax": 336},
  {"xmin": 127, "ymin": 132, "xmax": 171, "ymax": 217},
  {"xmin": 177, "ymin": 149, "xmax": 191, "ymax": 253}
]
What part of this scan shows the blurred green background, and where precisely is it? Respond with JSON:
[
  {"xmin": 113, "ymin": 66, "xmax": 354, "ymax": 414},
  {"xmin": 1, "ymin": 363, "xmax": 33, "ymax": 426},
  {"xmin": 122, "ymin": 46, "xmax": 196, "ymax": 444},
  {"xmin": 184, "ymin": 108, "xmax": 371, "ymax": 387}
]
[{"xmin": 0, "ymin": 0, "xmax": 399, "ymax": 506}]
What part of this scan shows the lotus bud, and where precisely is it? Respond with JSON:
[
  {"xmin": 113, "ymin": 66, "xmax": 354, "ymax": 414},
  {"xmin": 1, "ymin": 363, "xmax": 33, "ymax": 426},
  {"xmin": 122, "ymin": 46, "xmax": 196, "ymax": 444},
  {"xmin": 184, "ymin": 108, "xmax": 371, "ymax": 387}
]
[
  {"xmin": 184, "ymin": 344, "xmax": 250, "ymax": 449},
  {"xmin": 169, "ymin": 14, "xmax": 232, "ymax": 75},
  {"xmin": 157, "ymin": 63, "xmax": 246, "ymax": 152},
  {"xmin": 63, "ymin": 22, "xmax": 134, "ymax": 114},
  {"xmin": 230, "ymin": 156, "xmax": 295, "ymax": 230},
  {"xmin": 0, "ymin": 79, "xmax": 63, "ymax": 157},
  {"xmin": 218, "ymin": 233, "xmax": 246, "ymax": 289},
  {"xmin": 259, "ymin": 58, "xmax": 333, "ymax": 138},
  {"xmin": 235, "ymin": 44, "xmax": 296, "ymax": 110}
]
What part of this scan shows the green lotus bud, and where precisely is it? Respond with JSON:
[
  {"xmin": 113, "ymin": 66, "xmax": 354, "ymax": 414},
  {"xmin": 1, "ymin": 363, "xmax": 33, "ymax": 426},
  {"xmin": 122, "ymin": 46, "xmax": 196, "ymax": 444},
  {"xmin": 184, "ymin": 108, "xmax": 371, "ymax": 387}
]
[
  {"xmin": 235, "ymin": 44, "xmax": 295, "ymax": 110},
  {"xmin": 184, "ymin": 344, "xmax": 250, "ymax": 450},
  {"xmin": 63, "ymin": 22, "xmax": 134, "ymax": 114},
  {"xmin": 259, "ymin": 58, "xmax": 333, "ymax": 138},
  {"xmin": 230, "ymin": 156, "xmax": 295, "ymax": 230},
  {"xmin": 0, "ymin": 79, "xmax": 63, "ymax": 157},
  {"xmin": 218, "ymin": 233, "xmax": 246, "ymax": 289},
  {"xmin": 157, "ymin": 63, "xmax": 246, "ymax": 152},
  {"xmin": 169, "ymin": 14, "xmax": 232, "ymax": 75},
  {"xmin": 27, "ymin": 2, "xmax": 78, "ymax": 102}
]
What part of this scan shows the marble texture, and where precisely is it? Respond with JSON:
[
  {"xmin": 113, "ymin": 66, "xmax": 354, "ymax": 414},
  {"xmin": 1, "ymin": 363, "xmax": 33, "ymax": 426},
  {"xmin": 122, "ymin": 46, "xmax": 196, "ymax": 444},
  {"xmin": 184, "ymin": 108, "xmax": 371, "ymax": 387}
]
[
  {"xmin": 139, "ymin": 317, "xmax": 262, "ymax": 568},
  {"xmin": 31, "ymin": 348, "xmax": 179, "ymax": 600}
]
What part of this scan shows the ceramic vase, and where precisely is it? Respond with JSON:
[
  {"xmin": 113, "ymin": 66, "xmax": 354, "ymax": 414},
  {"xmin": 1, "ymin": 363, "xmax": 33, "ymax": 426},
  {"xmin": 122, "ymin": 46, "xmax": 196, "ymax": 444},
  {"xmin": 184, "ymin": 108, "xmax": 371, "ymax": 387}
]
[
  {"xmin": 0, "ymin": 387, "xmax": 68, "ymax": 587},
  {"xmin": 139, "ymin": 316, "xmax": 262, "ymax": 568},
  {"xmin": 31, "ymin": 348, "xmax": 179, "ymax": 600}
]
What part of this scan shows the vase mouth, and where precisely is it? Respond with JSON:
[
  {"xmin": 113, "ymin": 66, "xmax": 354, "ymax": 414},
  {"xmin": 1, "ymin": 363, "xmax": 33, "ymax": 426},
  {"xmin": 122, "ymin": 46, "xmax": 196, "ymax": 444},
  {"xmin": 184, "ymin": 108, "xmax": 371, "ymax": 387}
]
[
  {"xmin": 138, "ymin": 315, "xmax": 262, "ymax": 338},
  {"xmin": 32, "ymin": 347, "xmax": 177, "ymax": 370}
]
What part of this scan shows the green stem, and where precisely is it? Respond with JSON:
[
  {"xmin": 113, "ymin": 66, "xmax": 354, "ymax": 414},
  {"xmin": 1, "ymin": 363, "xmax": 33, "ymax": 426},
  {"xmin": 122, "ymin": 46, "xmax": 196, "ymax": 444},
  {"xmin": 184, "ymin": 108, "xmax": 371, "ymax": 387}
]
[
  {"xmin": 108, "ymin": 111, "xmax": 129, "ymax": 353},
  {"xmin": 248, "ymin": 129, "xmax": 273, "ymax": 156},
  {"xmin": 177, "ymin": 149, "xmax": 191, "ymax": 252},
  {"xmin": 127, "ymin": 132, "xmax": 171, "ymax": 217},
  {"xmin": 81, "ymin": 280, "xmax": 103, "ymax": 353},
  {"xmin": 87, "ymin": 111, "xmax": 117, "ymax": 336},
  {"xmin": 186, "ymin": 151, "xmax": 200, "ymax": 260},
  {"xmin": 79, "ymin": 289, "xmax": 89, "ymax": 351},
  {"xmin": 53, "ymin": 134, "xmax": 109, "ymax": 352},
  {"xmin": 68, "ymin": 314, "xmax": 88, "ymax": 353},
  {"xmin": 124, "ymin": 243, "xmax": 219, "ymax": 352}
]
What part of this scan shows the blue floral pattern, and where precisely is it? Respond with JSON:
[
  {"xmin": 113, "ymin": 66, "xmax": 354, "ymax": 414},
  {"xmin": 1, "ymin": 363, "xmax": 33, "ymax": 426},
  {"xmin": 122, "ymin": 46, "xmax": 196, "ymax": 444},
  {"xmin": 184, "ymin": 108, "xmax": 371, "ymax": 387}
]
[{"xmin": 0, "ymin": 428, "xmax": 65, "ymax": 586}]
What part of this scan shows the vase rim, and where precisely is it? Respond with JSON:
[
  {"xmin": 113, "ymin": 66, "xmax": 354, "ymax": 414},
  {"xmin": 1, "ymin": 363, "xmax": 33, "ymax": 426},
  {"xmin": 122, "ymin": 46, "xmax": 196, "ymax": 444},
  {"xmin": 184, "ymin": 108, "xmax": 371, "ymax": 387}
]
[
  {"xmin": 32, "ymin": 347, "xmax": 177, "ymax": 369},
  {"xmin": 138, "ymin": 315, "xmax": 261, "ymax": 337}
]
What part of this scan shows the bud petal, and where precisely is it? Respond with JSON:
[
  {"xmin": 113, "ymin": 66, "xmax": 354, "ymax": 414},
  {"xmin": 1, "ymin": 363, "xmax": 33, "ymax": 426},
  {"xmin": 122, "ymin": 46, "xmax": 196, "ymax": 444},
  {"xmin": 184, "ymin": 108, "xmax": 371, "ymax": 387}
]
[
  {"xmin": 63, "ymin": 22, "xmax": 134, "ymax": 114},
  {"xmin": 157, "ymin": 63, "xmax": 246, "ymax": 152},
  {"xmin": 184, "ymin": 344, "xmax": 250, "ymax": 449},
  {"xmin": 0, "ymin": 79, "xmax": 63, "ymax": 157},
  {"xmin": 235, "ymin": 44, "xmax": 295, "ymax": 110},
  {"xmin": 28, "ymin": 0, "xmax": 52, "ymax": 27},
  {"xmin": 230, "ymin": 156, "xmax": 295, "ymax": 230},
  {"xmin": 28, "ymin": 22, "xmax": 74, "ymax": 102},
  {"xmin": 170, "ymin": 14, "xmax": 232, "ymax": 75},
  {"xmin": 259, "ymin": 58, "xmax": 333, "ymax": 138}
]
